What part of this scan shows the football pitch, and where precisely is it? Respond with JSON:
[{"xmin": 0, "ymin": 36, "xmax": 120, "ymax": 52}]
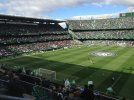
[{"xmin": 0, "ymin": 45, "xmax": 134, "ymax": 99}]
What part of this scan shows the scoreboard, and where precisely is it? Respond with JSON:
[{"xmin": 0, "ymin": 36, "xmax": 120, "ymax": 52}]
[{"xmin": 120, "ymin": 12, "xmax": 134, "ymax": 18}]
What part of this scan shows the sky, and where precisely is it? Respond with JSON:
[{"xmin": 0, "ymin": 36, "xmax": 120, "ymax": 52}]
[{"xmin": 0, "ymin": 0, "xmax": 134, "ymax": 19}]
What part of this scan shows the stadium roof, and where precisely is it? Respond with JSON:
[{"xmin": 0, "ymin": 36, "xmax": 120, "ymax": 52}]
[{"xmin": 0, "ymin": 14, "xmax": 65, "ymax": 24}]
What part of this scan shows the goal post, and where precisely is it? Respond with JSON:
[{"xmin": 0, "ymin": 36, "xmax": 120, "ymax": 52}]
[
  {"xmin": 40, "ymin": 68, "xmax": 56, "ymax": 81},
  {"xmin": 34, "ymin": 68, "xmax": 56, "ymax": 81}
]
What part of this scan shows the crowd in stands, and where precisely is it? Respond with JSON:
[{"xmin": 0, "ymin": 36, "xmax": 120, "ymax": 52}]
[
  {"xmin": 0, "ymin": 48, "xmax": 15, "ymax": 58},
  {"xmin": 0, "ymin": 40, "xmax": 72, "ymax": 58},
  {"xmin": 0, "ymin": 64, "xmax": 119, "ymax": 100},
  {"xmin": 0, "ymin": 34, "xmax": 71, "ymax": 45},
  {"xmin": 68, "ymin": 17, "xmax": 134, "ymax": 46},
  {"xmin": 67, "ymin": 17, "xmax": 134, "ymax": 30},
  {"xmin": 75, "ymin": 30, "xmax": 134, "ymax": 40},
  {"xmin": 9, "ymin": 40, "xmax": 72, "ymax": 52},
  {"xmin": 0, "ymin": 21, "xmax": 73, "ymax": 59},
  {"xmin": 0, "ymin": 24, "xmax": 66, "ymax": 35},
  {"xmin": 83, "ymin": 40, "xmax": 134, "ymax": 47}
]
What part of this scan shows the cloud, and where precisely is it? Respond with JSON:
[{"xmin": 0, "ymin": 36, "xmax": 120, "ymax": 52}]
[
  {"xmin": 71, "ymin": 13, "xmax": 120, "ymax": 20},
  {"xmin": 0, "ymin": 0, "xmax": 133, "ymax": 18},
  {"xmin": 127, "ymin": 7, "xmax": 134, "ymax": 12},
  {"xmin": 0, "ymin": 0, "xmax": 89, "ymax": 18},
  {"xmin": 0, "ymin": 2, "xmax": 4, "ymax": 8}
]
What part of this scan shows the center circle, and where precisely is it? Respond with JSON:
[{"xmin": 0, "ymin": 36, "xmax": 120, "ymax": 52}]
[{"xmin": 91, "ymin": 52, "xmax": 116, "ymax": 57}]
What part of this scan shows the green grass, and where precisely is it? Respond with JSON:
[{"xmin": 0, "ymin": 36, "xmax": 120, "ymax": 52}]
[{"xmin": 0, "ymin": 45, "xmax": 134, "ymax": 99}]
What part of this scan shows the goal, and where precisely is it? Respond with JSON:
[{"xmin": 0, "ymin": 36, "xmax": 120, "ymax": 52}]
[{"xmin": 37, "ymin": 68, "xmax": 56, "ymax": 81}]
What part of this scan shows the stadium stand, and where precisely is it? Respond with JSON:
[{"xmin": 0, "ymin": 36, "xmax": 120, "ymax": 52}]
[
  {"xmin": 82, "ymin": 40, "xmax": 134, "ymax": 47},
  {"xmin": 67, "ymin": 17, "xmax": 134, "ymax": 46},
  {"xmin": 67, "ymin": 17, "xmax": 134, "ymax": 30},
  {"xmin": 74, "ymin": 30, "xmax": 134, "ymax": 40},
  {"xmin": 0, "ymin": 15, "xmax": 72, "ymax": 58}
]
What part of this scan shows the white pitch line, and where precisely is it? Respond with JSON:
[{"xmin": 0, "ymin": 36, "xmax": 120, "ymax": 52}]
[{"xmin": 111, "ymin": 74, "xmax": 122, "ymax": 88}]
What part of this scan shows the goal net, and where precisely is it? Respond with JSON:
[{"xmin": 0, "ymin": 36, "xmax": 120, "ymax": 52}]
[{"xmin": 34, "ymin": 68, "xmax": 56, "ymax": 81}]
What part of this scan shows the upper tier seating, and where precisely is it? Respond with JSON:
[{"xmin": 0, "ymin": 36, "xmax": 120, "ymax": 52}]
[{"xmin": 67, "ymin": 17, "xmax": 134, "ymax": 30}]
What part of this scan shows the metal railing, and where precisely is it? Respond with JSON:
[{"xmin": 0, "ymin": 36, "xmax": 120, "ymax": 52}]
[{"xmin": 0, "ymin": 94, "xmax": 33, "ymax": 100}]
